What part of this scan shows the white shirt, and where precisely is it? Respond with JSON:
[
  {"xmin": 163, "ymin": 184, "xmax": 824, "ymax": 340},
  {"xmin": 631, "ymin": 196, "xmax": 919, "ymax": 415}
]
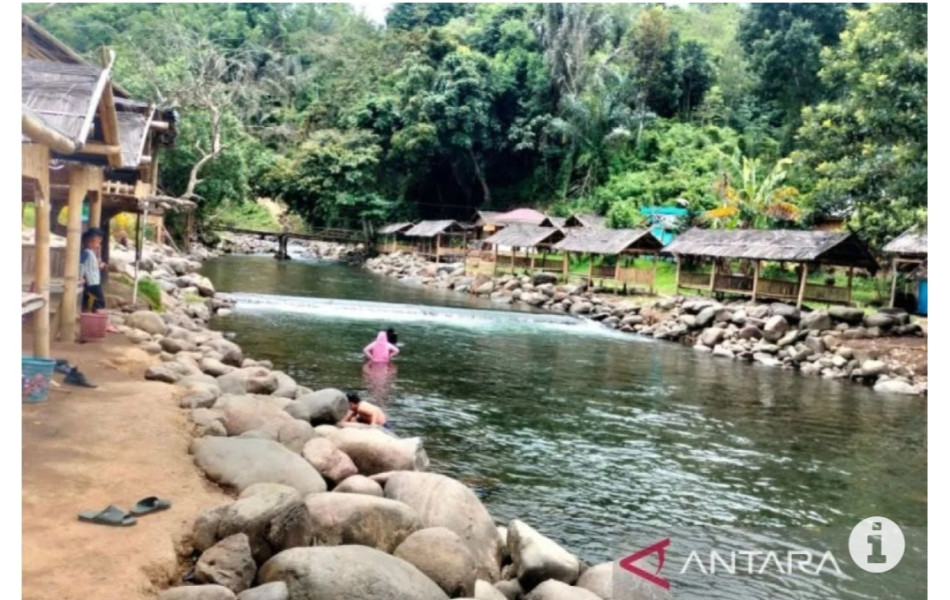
[{"xmin": 80, "ymin": 248, "xmax": 100, "ymax": 286}]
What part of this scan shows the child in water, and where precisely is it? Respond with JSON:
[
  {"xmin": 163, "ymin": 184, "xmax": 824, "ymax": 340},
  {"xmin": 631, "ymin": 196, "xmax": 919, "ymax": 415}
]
[{"xmin": 363, "ymin": 330, "xmax": 399, "ymax": 363}]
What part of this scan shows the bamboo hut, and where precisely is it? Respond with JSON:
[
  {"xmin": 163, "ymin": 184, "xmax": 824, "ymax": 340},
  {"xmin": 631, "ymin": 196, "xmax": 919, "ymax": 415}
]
[
  {"xmin": 377, "ymin": 222, "xmax": 416, "ymax": 254},
  {"xmin": 664, "ymin": 228, "xmax": 879, "ymax": 307},
  {"xmin": 562, "ymin": 213, "xmax": 608, "ymax": 229},
  {"xmin": 554, "ymin": 228, "xmax": 664, "ymax": 292},
  {"xmin": 882, "ymin": 228, "xmax": 927, "ymax": 312},
  {"xmin": 470, "ymin": 225, "xmax": 565, "ymax": 275},
  {"xmin": 472, "ymin": 210, "xmax": 504, "ymax": 239},
  {"xmin": 403, "ymin": 220, "xmax": 470, "ymax": 262}
]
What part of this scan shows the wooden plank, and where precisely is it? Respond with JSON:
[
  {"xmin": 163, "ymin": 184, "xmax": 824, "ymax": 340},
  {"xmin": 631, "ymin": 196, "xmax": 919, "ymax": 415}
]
[
  {"xmin": 149, "ymin": 120, "xmax": 170, "ymax": 131},
  {"xmin": 22, "ymin": 293, "xmax": 45, "ymax": 316},
  {"xmin": 78, "ymin": 142, "xmax": 121, "ymax": 156}
]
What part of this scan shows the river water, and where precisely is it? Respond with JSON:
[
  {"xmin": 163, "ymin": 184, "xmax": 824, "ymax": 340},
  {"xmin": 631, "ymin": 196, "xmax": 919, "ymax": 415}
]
[{"xmin": 202, "ymin": 255, "xmax": 926, "ymax": 600}]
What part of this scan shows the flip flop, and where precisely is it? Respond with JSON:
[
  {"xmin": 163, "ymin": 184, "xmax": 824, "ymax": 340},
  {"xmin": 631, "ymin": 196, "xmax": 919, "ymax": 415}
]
[
  {"xmin": 130, "ymin": 496, "xmax": 171, "ymax": 516},
  {"xmin": 78, "ymin": 504, "xmax": 136, "ymax": 527}
]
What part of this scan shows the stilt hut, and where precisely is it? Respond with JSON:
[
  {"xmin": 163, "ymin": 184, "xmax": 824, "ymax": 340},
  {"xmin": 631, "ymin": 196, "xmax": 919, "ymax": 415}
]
[
  {"xmin": 562, "ymin": 213, "xmax": 607, "ymax": 229},
  {"xmin": 554, "ymin": 228, "xmax": 664, "ymax": 292},
  {"xmin": 472, "ymin": 225, "xmax": 565, "ymax": 275},
  {"xmin": 882, "ymin": 228, "xmax": 927, "ymax": 313},
  {"xmin": 472, "ymin": 210, "xmax": 504, "ymax": 240},
  {"xmin": 377, "ymin": 222, "xmax": 415, "ymax": 254},
  {"xmin": 403, "ymin": 220, "xmax": 470, "ymax": 263},
  {"xmin": 664, "ymin": 228, "xmax": 879, "ymax": 307}
]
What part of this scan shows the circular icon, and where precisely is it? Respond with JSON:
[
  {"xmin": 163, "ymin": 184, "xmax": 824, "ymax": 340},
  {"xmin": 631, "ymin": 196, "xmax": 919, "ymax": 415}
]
[{"xmin": 849, "ymin": 517, "xmax": 905, "ymax": 573}]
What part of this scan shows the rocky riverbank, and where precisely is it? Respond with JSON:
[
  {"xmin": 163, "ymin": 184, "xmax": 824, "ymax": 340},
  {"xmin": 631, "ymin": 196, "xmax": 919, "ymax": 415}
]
[
  {"xmin": 217, "ymin": 232, "xmax": 365, "ymax": 263},
  {"xmin": 101, "ymin": 241, "xmax": 618, "ymax": 600},
  {"xmin": 365, "ymin": 252, "xmax": 927, "ymax": 397}
]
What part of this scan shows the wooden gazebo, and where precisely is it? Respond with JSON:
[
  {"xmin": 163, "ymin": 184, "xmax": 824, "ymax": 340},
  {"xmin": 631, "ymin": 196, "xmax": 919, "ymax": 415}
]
[
  {"xmin": 664, "ymin": 228, "xmax": 879, "ymax": 307},
  {"xmin": 377, "ymin": 222, "xmax": 416, "ymax": 254},
  {"xmin": 882, "ymin": 228, "xmax": 927, "ymax": 309},
  {"xmin": 562, "ymin": 213, "xmax": 607, "ymax": 229},
  {"xmin": 403, "ymin": 220, "xmax": 470, "ymax": 263},
  {"xmin": 470, "ymin": 225, "xmax": 565, "ymax": 275},
  {"xmin": 554, "ymin": 228, "xmax": 664, "ymax": 292}
]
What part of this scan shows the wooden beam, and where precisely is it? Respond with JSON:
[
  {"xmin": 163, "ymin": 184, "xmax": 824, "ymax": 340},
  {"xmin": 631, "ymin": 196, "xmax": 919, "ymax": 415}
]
[
  {"xmin": 61, "ymin": 167, "xmax": 89, "ymax": 341},
  {"xmin": 796, "ymin": 262, "xmax": 810, "ymax": 308},
  {"xmin": 22, "ymin": 111, "xmax": 79, "ymax": 155},
  {"xmin": 79, "ymin": 142, "xmax": 121, "ymax": 156},
  {"xmin": 751, "ymin": 260, "xmax": 760, "ymax": 301},
  {"xmin": 149, "ymin": 120, "xmax": 170, "ymax": 131},
  {"xmin": 31, "ymin": 145, "xmax": 52, "ymax": 358},
  {"xmin": 562, "ymin": 251, "xmax": 569, "ymax": 282},
  {"xmin": 889, "ymin": 258, "xmax": 899, "ymax": 308},
  {"xmin": 847, "ymin": 265, "xmax": 855, "ymax": 307},
  {"xmin": 674, "ymin": 254, "xmax": 682, "ymax": 292},
  {"xmin": 77, "ymin": 48, "xmax": 115, "ymax": 147}
]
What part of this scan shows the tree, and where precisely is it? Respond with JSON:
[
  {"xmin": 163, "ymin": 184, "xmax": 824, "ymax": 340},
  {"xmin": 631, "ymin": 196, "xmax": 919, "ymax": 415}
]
[
  {"xmin": 793, "ymin": 4, "xmax": 926, "ymax": 249},
  {"xmin": 704, "ymin": 154, "xmax": 801, "ymax": 229}
]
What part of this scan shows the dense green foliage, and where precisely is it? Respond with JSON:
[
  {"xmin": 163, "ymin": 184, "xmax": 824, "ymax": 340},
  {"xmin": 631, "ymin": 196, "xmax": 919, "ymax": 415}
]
[{"xmin": 26, "ymin": 2, "xmax": 926, "ymax": 249}]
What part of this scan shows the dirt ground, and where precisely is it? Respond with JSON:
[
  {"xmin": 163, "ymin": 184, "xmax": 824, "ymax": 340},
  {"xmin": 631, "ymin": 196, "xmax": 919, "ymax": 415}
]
[{"xmin": 22, "ymin": 334, "xmax": 230, "ymax": 600}]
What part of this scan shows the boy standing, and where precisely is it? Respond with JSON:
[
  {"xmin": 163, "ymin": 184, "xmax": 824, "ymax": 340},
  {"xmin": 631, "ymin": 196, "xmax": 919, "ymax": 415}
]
[{"xmin": 80, "ymin": 228, "xmax": 108, "ymax": 313}]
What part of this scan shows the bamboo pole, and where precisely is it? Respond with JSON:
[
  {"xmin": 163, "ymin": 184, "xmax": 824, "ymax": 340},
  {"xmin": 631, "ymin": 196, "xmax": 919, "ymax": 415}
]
[
  {"xmin": 587, "ymin": 254, "xmax": 594, "ymax": 285},
  {"xmin": 132, "ymin": 203, "xmax": 149, "ymax": 307},
  {"xmin": 847, "ymin": 265, "xmax": 855, "ymax": 307},
  {"xmin": 796, "ymin": 262, "xmax": 810, "ymax": 308},
  {"xmin": 709, "ymin": 259, "xmax": 718, "ymax": 295},
  {"xmin": 30, "ymin": 147, "xmax": 52, "ymax": 358},
  {"xmin": 751, "ymin": 260, "xmax": 760, "ymax": 301},
  {"xmin": 61, "ymin": 168, "xmax": 87, "ymax": 341},
  {"xmin": 674, "ymin": 254, "xmax": 682, "ymax": 292},
  {"xmin": 562, "ymin": 251, "xmax": 569, "ymax": 282},
  {"xmin": 651, "ymin": 252, "xmax": 658, "ymax": 295},
  {"xmin": 889, "ymin": 258, "xmax": 899, "ymax": 308}
]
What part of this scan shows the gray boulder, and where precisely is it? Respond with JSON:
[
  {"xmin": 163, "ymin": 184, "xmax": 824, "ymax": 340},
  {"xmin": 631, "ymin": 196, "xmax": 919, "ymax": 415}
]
[
  {"xmin": 762, "ymin": 315, "xmax": 789, "ymax": 342},
  {"xmin": 829, "ymin": 306, "xmax": 865, "ymax": 325},
  {"xmin": 196, "ymin": 533, "xmax": 256, "ymax": 594},
  {"xmin": 271, "ymin": 372, "xmax": 298, "ymax": 399},
  {"xmin": 126, "ymin": 310, "xmax": 167, "ymax": 335},
  {"xmin": 474, "ymin": 580, "xmax": 509, "ymax": 600},
  {"xmin": 215, "ymin": 395, "xmax": 299, "ymax": 438},
  {"xmin": 768, "ymin": 303, "xmax": 801, "ymax": 323},
  {"xmin": 146, "ymin": 364, "xmax": 182, "ymax": 384},
  {"xmin": 531, "ymin": 273, "xmax": 558, "ymax": 286},
  {"xmin": 191, "ymin": 437, "xmax": 327, "ymax": 496},
  {"xmin": 575, "ymin": 562, "xmax": 613, "ymax": 599},
  {"xmin": 800, "ymin": 311, "xmax": 833, "ymax": 331},
  {"xmin": 525, "ymin": 580, "xmax": 601, "ymax": 600},
  {"xmin": 333, "ymin": 474, "xmax": 384, "ymax": 496},
  {"xmin": 179, "ymin": 382, "xmax": 222, "ymax": 410},
  {"xmin": 864, "ymin": 312, "xmax": 898, "ymax": 330},
  {"xmin": 699, "ymin": 327, "xmax": 725, "ymax": 348},
  {"xmin": 305, "ymin": 493, "xmax": 422, "ymax": 553},
  {"xmin": 508, "ymin": 519, "xmax": 580, "ymax": 590},
  {"xmin": 493, "ymin": 580, "xmax": 523, "ymax": 600},
  {"xmin": 874, "ymin": 379, "xmax": 919, "ymax": 395},
  {"xmin": 695, "ymin": 306, "xmax": 719, "ymax": 328},
  {"xmin": 201, "ymin": 357, "xmax": 236, "ymax": 377},
  {"xmin": 385, "ymin": 471, "xmax": 502, "ymax": 582},
  {"xmin": 158, "ymin": 586, "xmax": 235, "ymax": 600},
  {"xmin": 236, "ymin": 583, "xmax": 288, "ymax": 600},
  {"xmin": 259, "ymin": 546, "xmax": 450, "ymax": 600},
  {"xmin": 276, "ymin": 420, "xmax": 315, "ymax": 454},
  {"xmin": 218, "ymin": 368, "xmax": 279, "ymax": 396},
  {"xmin": 394, "ymin": 527, "xmax": 478, "ymax": 597},
  {"xmin": 301, "ymin": 438, "xmax": 358, "ymax": 484},
  {"xmin": 202, "ymin": 338, "xmax": 245, "ymax": 367},
  {"xmin": 284, "ymin": 389, "xmax": 348, "ymax": 425},
  {"xmin": 738, "ymin": 325, "xmax": 763, "ymax": 340},
  {"xmin": 193, "ymin": 484, "xmax": 312, "ymax": 566},
  {"xmin": 320, "ymin": 427, "xmax": 429, "ymax": 475},
  {"xmin": 861, "ymin": 360, "xmax": 887, "ymax": 377}
]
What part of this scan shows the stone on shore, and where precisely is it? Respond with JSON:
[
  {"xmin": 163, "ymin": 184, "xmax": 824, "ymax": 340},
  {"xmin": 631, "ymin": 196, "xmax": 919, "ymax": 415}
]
[
  {"xmin": 191, "ymin": 437, "xmax": 327, "ymax": 495},
  {"xmin": 525, "ymin": 580, "xmax": 601, "ymax": 600},
  {"xmin": 218, "ymin": 367, "xmax": 279, "ymax": 395},
  {"xmin": 127, "ymin": 310, "xmax": 167, "ymax": 335},
  {"xmin": 829, "ymin": 306, "xmax": 865, "ymax": 325},
  {"xmin": 301, "ymin": 438, "xmax": 358, "ymax": 484},
  {"xmin": 158, "ymin": 586, "xmax": 235, "ymax": 600},
  {"xmin": 333, "ymin": 474, "xmax": 384, "ymax": 496},
  {"xmin": 384, "ymin": 471, "xmax": 502, "ymax": 582},
  {"xmin": 236, "ymin": 582, "xmax": 288, "ymax": 600},
  {"xmin": 575, "ymin": 562, "xmax": 613, "ymax": 599},
  {"xmin": 305, "ymin": 493, "xmax": 422, "ymax": 553},
  {"xmin": 394, "ymin": 527, "xmax": 479, "ymax": 597},
  {"xmin": 319, "ymin": 427, "xmax": 429, "ymax": 475},
  {"xmin": 800, "ymin": 311, "xmax": 832, "ymax": 331},
  {"xmin": 508, "ymin": 519, "xmax": 580, "ymax": 590},
  {"xmin": 284, "ymin": 388, "xmax": 348, "ymax": 425},
  {"xmin": 195, "ymin": 533, "xmax": 256, "ymax": 594},
  {"xmin": 762, "ymin": 315, "xmax": 789, "ymax": 342},
  {"xmin": 259, "ymin": 546, "xmax": 450, "ymax": 600}
]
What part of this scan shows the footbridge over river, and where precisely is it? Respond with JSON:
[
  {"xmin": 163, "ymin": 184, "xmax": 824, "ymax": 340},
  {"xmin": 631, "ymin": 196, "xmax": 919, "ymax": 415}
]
[{"xmin": 214, "ymin": 226, "xmax": 366, "ymax": 258}]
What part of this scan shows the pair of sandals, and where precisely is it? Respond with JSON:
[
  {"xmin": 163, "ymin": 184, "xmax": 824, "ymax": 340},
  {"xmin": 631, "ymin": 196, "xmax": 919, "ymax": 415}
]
[{"xmin": 78, "ymin": 496, "xmax": 171, "ymax": 527}]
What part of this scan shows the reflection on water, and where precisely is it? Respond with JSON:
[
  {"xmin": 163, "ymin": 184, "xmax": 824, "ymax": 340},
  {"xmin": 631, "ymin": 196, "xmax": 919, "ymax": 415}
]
[{"xmin": 203, "ymin": 256, "xmax": 927, "ymax": 599}]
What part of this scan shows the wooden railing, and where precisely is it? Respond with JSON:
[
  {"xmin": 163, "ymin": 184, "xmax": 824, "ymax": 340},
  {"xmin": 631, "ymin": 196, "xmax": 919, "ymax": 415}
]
[
  {"xmin": 757, "ymin": 278, "xmax": 799, "ymax": 300},
  {"xmin": 617, "ymin": 267, "xmax": 655, "ymax": 287},
  {"xmin": 679, "ymin": 271, "xmax": 711, "ymax": 288},
  {"xmin": 22, "ymin": 244, "xmax": 68, "ymax": 280},
  {"xmin": 805, "ymin": 283, "xmax": 851, "ymax": 304},
  {"xmin": 591, "ymin": 264, "xmax": 616, "ymax": 279},
  {"xmin": 533, "ymin": 256, "xmax": 563, "ymax": 272},
  {"xmin": 382, "ymin": 242, "xmax": 416, "ymax": 254},
  {"xmin": 713, "ymin": 273, "xmax": 754, "ymax": 292}
]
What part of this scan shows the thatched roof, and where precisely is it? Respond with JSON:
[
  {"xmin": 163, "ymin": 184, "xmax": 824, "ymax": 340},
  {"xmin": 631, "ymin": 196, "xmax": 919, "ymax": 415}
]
[
  {"xmin": 482, "ymin": 225, "xmax": 565, "ymax": 248},
  {"xmin": 496, "ymin": 208, "xmax": 554, "ymax": 227},
  {"xmin": 548, "ymin": 216, "xmax": 566, "ymax": 228},
  {"xmin": 404, "ymin": 220, "xmax": 466, "ymax": 238},
  {"xmin": 555, "ymin": 228, "xmax": 662, "ymax": 255},
  {"xmin": 664, "ymin": 228, "xmax": 879, "ymax": 270},
  {"xmin": 116, "ymin": 108, "xmax": 155, "ymax": 168},
  {"xmin": 570, "ymin": 213, "xmax": 607, "ymax": 228},
  {"xmin": 882, "ymin": 228, "xmax": 927, "ymax": 256},
  {"xmin": 22, "ymin": 58, "xmax": 109, "ymax": 144},
  {"xmin": 378, "ymin": 222, "xmax": 415, "ymax": 235},
  {"xmin": 474, "ymin": 210, "xmax": 504, "ymax": 226}
]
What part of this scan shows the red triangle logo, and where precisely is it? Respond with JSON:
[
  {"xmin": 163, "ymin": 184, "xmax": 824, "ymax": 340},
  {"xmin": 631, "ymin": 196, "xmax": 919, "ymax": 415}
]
[{"xmin": 619, "ymin": 538, "xmax": 671, "ymax": 590}]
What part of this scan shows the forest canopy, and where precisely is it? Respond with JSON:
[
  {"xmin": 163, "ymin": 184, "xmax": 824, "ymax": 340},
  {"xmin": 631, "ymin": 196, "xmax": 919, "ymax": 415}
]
[{"xmin": 25, "ymin": 2, "xmax": 927, "ymax": 249}]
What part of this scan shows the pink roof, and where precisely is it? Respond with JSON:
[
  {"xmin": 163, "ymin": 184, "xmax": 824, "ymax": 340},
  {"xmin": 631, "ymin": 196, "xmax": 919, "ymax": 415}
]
[{"xmin": 497, "ymin": 208, "xmax": 550, "ymax": 225}]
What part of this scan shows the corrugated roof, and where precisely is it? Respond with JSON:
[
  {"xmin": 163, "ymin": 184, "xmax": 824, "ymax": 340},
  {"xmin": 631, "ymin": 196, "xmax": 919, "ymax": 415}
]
[
  {"xmin": 22, "ymin": 58, "xmax": 108, "ymax": 143},
  {"xmin": 882, "ymin": 228, "xmax": 927, "ymax": 256},
  {"xmin": 664, "ymin": 228, "xmax": 878, "ymax": 270},
  {"xmin": 555, "ymin": 228, "xmax": 662, "ymax": 255},
  {"xmin": 378, "ymin": 222, "xmax": 415, "ymax": 235},
  {"xmin": 482, "ymin": 225, "xmax": 565, "ymax": 248},
  {"xmin": 404, "ymin": 220, "xmax": 465, "ymax": 238}
]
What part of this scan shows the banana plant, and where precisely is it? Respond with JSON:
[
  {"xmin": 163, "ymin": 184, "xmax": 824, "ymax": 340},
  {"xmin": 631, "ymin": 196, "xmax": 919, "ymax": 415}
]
[{"xmin": 704, "ymin": 153, "xmax": 801, "ymax": 229}]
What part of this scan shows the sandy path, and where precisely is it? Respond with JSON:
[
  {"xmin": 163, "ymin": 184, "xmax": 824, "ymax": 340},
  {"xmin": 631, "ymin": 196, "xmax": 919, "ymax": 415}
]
[{"xmin": 22, "ymin": 335, "xmax": 231, "ymax": 600}]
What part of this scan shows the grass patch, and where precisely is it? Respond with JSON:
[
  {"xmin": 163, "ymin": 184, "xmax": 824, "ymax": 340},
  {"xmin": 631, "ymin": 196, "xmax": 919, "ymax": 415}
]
[
  {"xmin": 136, "ymin": 277, "xmax": 163, "ymax": 312},
  {"xmin": 211, "ymin": 201, "xmax": 282, "ymax": 230}
]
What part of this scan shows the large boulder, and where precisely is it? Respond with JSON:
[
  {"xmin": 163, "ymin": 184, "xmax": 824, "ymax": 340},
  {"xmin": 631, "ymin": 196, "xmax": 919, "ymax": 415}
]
[
  {"xmin": 475, "ymin": 580, "xmax": 509, "ymax": 600},
  {"xmin": 191, "ymin": 437, "xmax": 327, "ymax": 496},
  {"xmin": 829, "ymin": 306, "xmax": 865, "ymax": 325},
  {"xmin": 575, "ymin": 562, "xmax": 612, "ymax": 599},
  {"xmin": 193, "ymin": 484, "xmax": 312, "ymax": 566},
  {"xmin": 394, "ymin": 527, "xmax": 478, "ymax": 597},
  {"xmin": 259, "ymin": 546, "xmax": 450, "ymax": 600},
  {"xmin": 305, "ymin": 493, "xmax": 421, "ymax": 553},
  {"xmin": 271, "ymin": 372, "xmax": 298, "ymax": 399},
  {"xmin": 301, "ymin": 438, "xmax": 358, "ymax": 484},
  {"xmin": 800, "ymin": 311, "xmax": 833, "ymax": 332},
  {"xmin": 284, "ymin": 389, "xmax": 348, "ymax": 425},
  {"xmin": 525, "ymin": 580, "xmax": 601, "ymax": 600},
  {"xmin": 532, "ymin": 273, "xmax": 558, "ymax": 286},
  {"xmin": 196, "ymin": 533, "xmax": 256, "ymax": 594},
  {"xmin": 864, "ymin": 312, "xmax": 898, "ymax": 330},
  {"xmin": 319, "ymin": 427, "xmax": 429, "ymax": 475},
  {"xmin": 385, "ymin": 471, "xmax": 501, "ymax": 582},
  {"xmin": 202, "ymin": 338, "xmax": 245, "ymax": 367},
  {"xmin": 694, "ymin": 306, "xmax": 719, "ymax": 328},
  {"xmin": 768, "ymin": 303, "xmax": 801, "ymax": 323},
  {"xmin": 218, "ymin": 368, "xmax": 279, "ymax": 396},
  {"xmin": 276, "ymin": 420, "xmax": 315, "ymax": 454},
  {"xmin": 158, "ymin": 586, "xmax": 235, "ymax": 600},
  {"xmin": 762, "ymin": 315, "xmax": 789, "ymax": 343},
  {"xmin": 236, "ymin": 583, "xmax": 288, "ymax": 600},
  {"xmin": 507, "ymin": 519, "xmax": 580, "ymax": 591},
  {"xmin": 333, "ymin": 474, "xmax": 384, "ymax": 497},
  {"xmin": 126, "ymin": 310, "xmax": 167, "ymax": 335},
  {"xmin": 699, "ymin": 327, "xmax": 725, "ymax": 348},
  {"xmin": 215, "ymin": 395, "xmax": 299, "ymax": 439},
  {"xmin": 874, "ymin": 378, "xmax": 920, "ymax": 395}
]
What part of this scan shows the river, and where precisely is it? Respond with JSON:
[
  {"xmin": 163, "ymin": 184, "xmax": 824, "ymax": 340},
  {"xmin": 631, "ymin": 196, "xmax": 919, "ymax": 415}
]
[{"xmin": 202, "ymin": 255, "xmax": 926, "ymax": 600}]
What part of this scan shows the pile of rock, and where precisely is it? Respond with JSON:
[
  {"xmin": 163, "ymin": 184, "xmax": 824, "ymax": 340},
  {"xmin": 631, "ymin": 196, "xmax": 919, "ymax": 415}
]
[
  {"xmin": 217, "ymin": 233, "xmax": 365, "ymax": 263},
  {"xmin": 365, "ymin": 252, "xmax": 927, "ymax": 396}
]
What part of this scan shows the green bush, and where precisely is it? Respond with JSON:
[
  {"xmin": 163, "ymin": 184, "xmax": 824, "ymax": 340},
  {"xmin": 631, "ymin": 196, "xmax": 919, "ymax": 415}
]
[{"xmin": 136, "ymin": 278, "xmax": 163, "ymax": 312}]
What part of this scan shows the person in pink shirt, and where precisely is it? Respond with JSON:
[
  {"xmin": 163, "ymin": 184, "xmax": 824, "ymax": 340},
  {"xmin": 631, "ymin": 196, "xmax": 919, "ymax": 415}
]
[{"xmin": 363, "ymin": 330, "xmax": 400, "ymax": 363}]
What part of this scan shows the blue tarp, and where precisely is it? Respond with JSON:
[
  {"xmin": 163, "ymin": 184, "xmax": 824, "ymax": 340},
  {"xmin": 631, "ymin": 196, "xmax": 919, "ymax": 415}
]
[
  {"xmin": 917, "ymin": 279, "xmax": 927, "ymax": 316},
  {"xmin": 640, "ymin": 207, "xmax": 688, "ymax": 245}
]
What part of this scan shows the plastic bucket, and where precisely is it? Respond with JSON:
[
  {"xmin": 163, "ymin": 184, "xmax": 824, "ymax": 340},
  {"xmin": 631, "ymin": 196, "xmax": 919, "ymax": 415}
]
[
  {"xmin": 80, "ymin": 312, "xmax": 110, "ymax": 342},
  {"xmin": 22, "ymin": 357, "xmax": 56, "ymax": 403}
]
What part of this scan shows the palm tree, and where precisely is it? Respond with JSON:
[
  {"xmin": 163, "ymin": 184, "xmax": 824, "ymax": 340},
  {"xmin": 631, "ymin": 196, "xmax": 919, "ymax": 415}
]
[{"xmin": 704, "ymin": 153, "xmax": 801, "ymax": 229}]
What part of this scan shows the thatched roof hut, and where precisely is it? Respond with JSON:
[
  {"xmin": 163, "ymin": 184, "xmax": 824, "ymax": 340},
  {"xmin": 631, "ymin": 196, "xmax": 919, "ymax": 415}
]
[
  {"xmin": 495, "ymin": 208, "xmax": 554, "ymax": 227},
  {"xmin": 883, "ymin": 228, "xmax": 927, "ymax": 257},
  {"xmin": 22, "ymin": 58, "xmax": 112, "ymax": 149},
  {"xmin": 565, "ymin": 213, "xmax": 607, "ymax": 228},
  {"xmin": 555, "ymin": 228, "xmax": 663, "ymax": 255},
  {"xmin": 664, "ymin": 228, "xmax": 878, "ymax": 271},
  {"xmin": 473, "ymin": 211, "xmax": 504, "ymax": 227},
  {"xmin": 378, "ymin": 222, "xmax": 415, "ymax": 235},
  {"xmin": 404, "ymin": 220, "xmax": 467, "ymax": 238},
  {"xmin": 547, "ymin": 216, "xmax": 566, "ymax": 228},
  {"xmin": 482, "ymin": 225, "xmax": 565, "ymax": 248}
]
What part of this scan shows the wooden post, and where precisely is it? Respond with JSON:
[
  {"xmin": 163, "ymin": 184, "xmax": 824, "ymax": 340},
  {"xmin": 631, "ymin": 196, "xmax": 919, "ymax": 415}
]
[
  {"xmin": 888, "ymin": 258, "xmax": 899, "ymax": 308},
  {"xmin": 27, "ymin": 145, "xmax": 52, "ymax": 358},
  {"xmin": 651, "ymin": 252, "xmax": 658, "ymax": 295},
  {"xmin": 709, "ymin": 259, "xmax": 718, "ymax": 294},
  {"xmin": 614, "ymin": 256, "xmax": 621, "ymax": 281},
  {"xmin": 525, "ymin": 246, "xmax": 530, "ymax": 272},
  {"xmin": 435, "ymin": 234, "xmax": 442, "ymax": 263},
  {"xmin": 61, "ymin": 168, "xmax": 88, "ymax": 341},
  {"xmin": 674, "ymin": 254, "xmax": 682, "ymax": 292},
  {"xmin": 155, "ymin": 215, "xmax": 164, "ymax": 244},
  {"xmin": 751, "ymin": 260, "xmax": 760, "ymax": 301},
  {"xmin": 510, "ymin": 247, "xmax": 516, "ymax": 273},
  {"xmin": 562, "ymin": 251, "xmax": 570, "ymax": 282},
  {"xmin": 796, "ymin": 262, "xmax": 810, "ymax": 308},
  {"xmin": 587, "ymin": 254, "xmax": 594, "ymax": 285},
  {"xmin": 89, "ymin": 189, "xmax": 102, "ymax": 229},
  {"xmin": 847, "ymin": 265, "xmax": 855, "ymax": 306}
]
